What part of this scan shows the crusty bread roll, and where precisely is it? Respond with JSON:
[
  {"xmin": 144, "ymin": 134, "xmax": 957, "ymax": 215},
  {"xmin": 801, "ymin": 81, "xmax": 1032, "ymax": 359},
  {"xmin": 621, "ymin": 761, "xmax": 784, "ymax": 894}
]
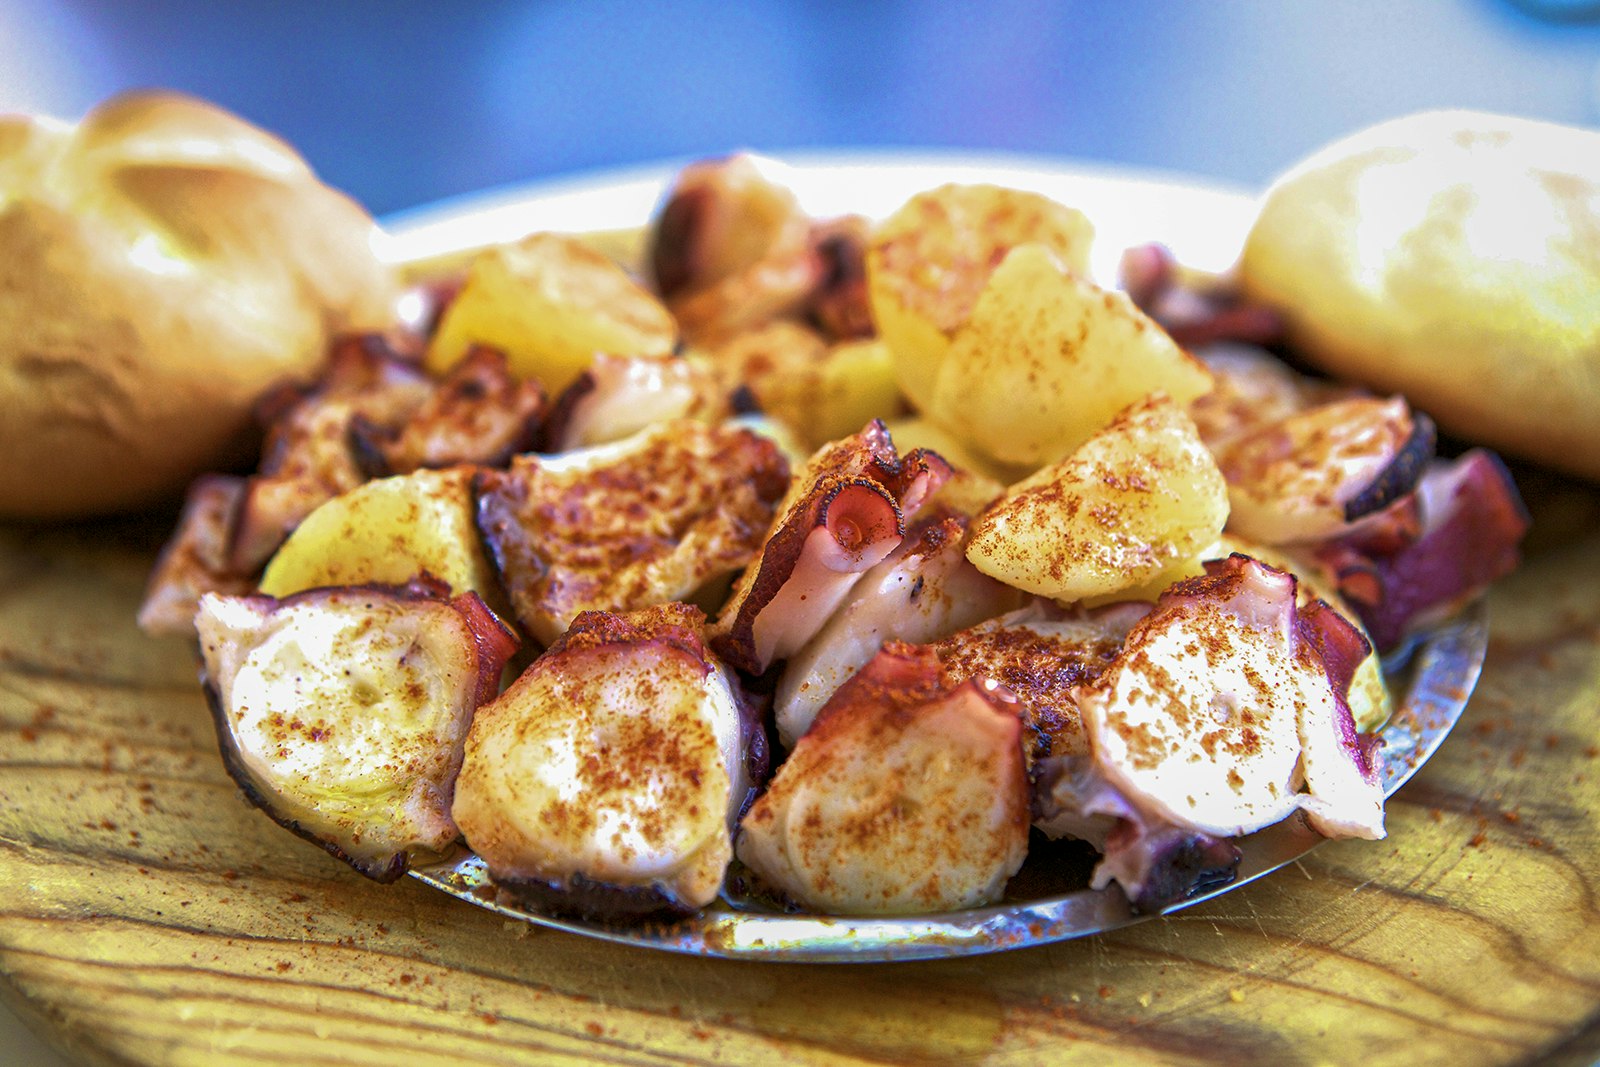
[
  {"xmin": 1238, "ymin": 109, "xmax": 1600, "ymax": 480},
  {"xmin": 0, "ymin": 91, "xmax": 399, "ymax": 519}
]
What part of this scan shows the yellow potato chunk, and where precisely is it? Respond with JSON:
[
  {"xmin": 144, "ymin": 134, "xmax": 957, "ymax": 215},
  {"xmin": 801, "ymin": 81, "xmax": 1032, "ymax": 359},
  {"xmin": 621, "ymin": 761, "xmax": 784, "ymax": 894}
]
[
  {"xmin": 701, "ymin": 322, "xmax": 905, "ymax": 449},
  {"xmin": 930, "ymin": 245, "xmax": 1213, "ymax": 469},
  {"xmin": 259, "ymin": 467, "xmax": 498, "ymax": 602},
  {"xmin": 425, "ymin": 232, "xmax": 677, "ymax": 396},
  {"xmin": 1078, "ymin": 542, "xmax": 1219, "ymax": 609},
  {"xmin": 965, "ymin": 394, "xmax": 1228, "ymax": 603},
  {"xmin": 801, "ymin": 339, "xmax": 906, "ymax": 449},
  {"xmin": 866, "ymin": 183, "xmax": 1094, "ymax": 413}
]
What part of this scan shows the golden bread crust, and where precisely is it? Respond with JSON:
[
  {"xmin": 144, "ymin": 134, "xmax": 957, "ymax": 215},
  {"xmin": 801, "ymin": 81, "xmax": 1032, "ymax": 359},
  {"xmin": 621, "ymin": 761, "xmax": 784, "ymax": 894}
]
[
  {"xmin": 1239, "ymin": 109, "xmax": 1600, "ymax": 480},
  {"xmin": 0, "ymin": 91, "xmax": 398, "ymax": 517}
]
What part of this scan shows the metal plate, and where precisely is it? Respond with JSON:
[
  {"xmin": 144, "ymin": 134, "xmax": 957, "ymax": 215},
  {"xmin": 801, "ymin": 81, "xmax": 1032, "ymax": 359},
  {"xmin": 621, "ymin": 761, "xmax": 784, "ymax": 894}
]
[
  {"xmin": 409, "ymin": 606, "xmax": 1485, "ymax": 962},
  {"xmin": 386, "ymin": 157, "xmax": 1487, "ymax": 961}
]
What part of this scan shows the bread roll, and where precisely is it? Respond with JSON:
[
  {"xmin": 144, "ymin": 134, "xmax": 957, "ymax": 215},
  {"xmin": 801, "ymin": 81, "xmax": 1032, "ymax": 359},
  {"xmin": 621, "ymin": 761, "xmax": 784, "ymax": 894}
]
[
  {"xmin": 0, "ymin": 91, "xmax": 398, "ymax": 518},
  {"xmin": 1238, "ymin": 109, "xmax": 1600, "ymax": 480}
]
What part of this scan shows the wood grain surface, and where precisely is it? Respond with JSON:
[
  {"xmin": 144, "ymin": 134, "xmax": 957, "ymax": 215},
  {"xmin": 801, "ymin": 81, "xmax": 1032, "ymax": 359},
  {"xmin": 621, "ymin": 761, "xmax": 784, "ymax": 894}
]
[{"xmin": 1, "ymin": 470, "xmax": 1597, "ymax": 1067}]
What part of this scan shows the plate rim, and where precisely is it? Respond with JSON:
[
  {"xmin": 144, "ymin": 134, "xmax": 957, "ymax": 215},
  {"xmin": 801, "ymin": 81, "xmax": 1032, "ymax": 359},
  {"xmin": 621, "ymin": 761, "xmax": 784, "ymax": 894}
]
[
  {"xmin": 375, "ymin": 148, "xmax": 1262, "ymax": 287},
  {"xmin": 408, "ymin": 604, "xmax": 1488, "ymax": 964}
]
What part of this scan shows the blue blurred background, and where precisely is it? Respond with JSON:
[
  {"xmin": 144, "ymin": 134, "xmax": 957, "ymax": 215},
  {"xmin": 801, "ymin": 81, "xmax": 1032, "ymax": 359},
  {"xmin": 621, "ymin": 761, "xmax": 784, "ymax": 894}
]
[{"xmin": 3, "ymin": 0, "xmax": 1598, "ymax": 218}]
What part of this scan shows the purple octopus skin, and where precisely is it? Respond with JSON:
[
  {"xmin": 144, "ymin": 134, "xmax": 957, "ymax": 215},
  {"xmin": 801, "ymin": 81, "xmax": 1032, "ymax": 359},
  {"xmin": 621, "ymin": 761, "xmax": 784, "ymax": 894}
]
[
  {"xmin": 1314, "ymin": 449, "xmax": 1528, "ymax": 652},
  {"xmin": 490, "ymin": 871, "xmax": 704, "ymax": 923},
  {"xmin": 198, "ymin": 578, "xmax": 518, "ymax": 883},
  {"xmin": 1107, "ymin": 824, "xmax": 1242, "ymax": 913},
  {"xmin": 1032, "ymin": 755, "xmax": 1240, "ymax": 912},
  {"xmin": 1297, "ymin": 597, "xmax": 1381, "ymax": 784},
  {"xmin": 711, "ymin": 420, "xmax": 951, "ymax": 676},
  {"xmin": 1340, "ymin": 411, "xmax": 1437, "ymax": 523}
]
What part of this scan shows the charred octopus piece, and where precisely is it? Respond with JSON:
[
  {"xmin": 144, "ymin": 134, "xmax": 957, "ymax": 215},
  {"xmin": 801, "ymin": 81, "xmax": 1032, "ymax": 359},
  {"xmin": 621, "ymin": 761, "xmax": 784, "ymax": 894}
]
[
  {"xmin": 196, "ymin": 578, "xmax": 518, "ymax": 881},
  {"xmin": 709, "ymin": 420, "xmax": 951, "ymax": 676},
  {"xmin": 451, "ymin": 603, "xmax": 765, "ymax": 918},
  {"xmin": 1032, "ymin": 554, "xmax": 1386, "ymax": 909},
  {"xmin": 1077, "ymin": 554, "xmax": 1382, "ymax": 837},
  {"xmin": 1313, "ymin": 449, "xmax": 1528, "ymax": 652},
  {"xmin": 647, "ymin": 153, "xmax": 823, "ymax": 346},
  {"xmin": 928, "ymin": 600, "xmax": 1149, "ymax": 768},
  {"xmin": 227, "ymin": 333, "xmax": 432, "ymax": 574},
  {"xmin": 804, "ymin": 214, "xmax": 876, "ymax": 342},
  {"xmin": 138, "ymin": 474, "xmax": 255, "ymax": 636},
  {"xmin": 1217, "ymin": 396, "xmax": 1436, "ymax": 545},
  {"xmin": 737, "ymin": 642, "xmax": 1030, "ymax": 915},
  {"xmin": 538, "ymin": 352, "xmax": 729, "ymax": 453},
  {"xmin": 772, "ymin": 512, "xmax": 1023, "ymax": 748},
  {"xmin": 475, "ymin": 419, "xmax": 791, "ymax": 647},
  {"xmin": 350, "ymin": 345, "xmax": 545, "ymax": 476},
  {"xmin": 1188, "ymin": 343, "xmax": 1350, "ymax": 453},
  {"xmin": 1118, "ymin": 242, "xmax": 1285, "ymax": 349},
  {"xmin": 1294, "ymin": 598, "xmax": 1385, "ymax": 838}
]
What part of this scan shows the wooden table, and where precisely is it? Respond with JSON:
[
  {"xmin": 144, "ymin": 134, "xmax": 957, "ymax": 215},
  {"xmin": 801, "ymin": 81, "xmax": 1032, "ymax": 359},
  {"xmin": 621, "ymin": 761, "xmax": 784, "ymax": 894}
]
[{"xmin": 2, "ymin": 470, "xmax": 1597, "ymax": 1066}]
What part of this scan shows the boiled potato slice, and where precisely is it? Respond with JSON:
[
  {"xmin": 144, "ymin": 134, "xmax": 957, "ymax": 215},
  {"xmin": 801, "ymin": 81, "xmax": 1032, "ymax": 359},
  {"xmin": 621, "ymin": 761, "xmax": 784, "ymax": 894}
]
[
  {"xmin": 930, "ymin": 245, "xmax": 1213, "ymax": 469},
  {"xmin": 425, "ymin": 232, "xmax": 676, "ymax": 395},
  {"xmin": 259, "ymin": 467, "xmax": 498, "ymax": 602},
  {"xmin": 803, "ymin": 339, "xmax": 906, "ymax": 449},
  {"xmin": 701, "ymin": 323, "xmax": 904, "ymax": 449},
  {"xmin": 966, "ymin": 394, "xmax": 1228, "ymax": 603},
  {"xmin": 866, "ymin": 184, "xmax": 1094, "ymax": 413},
  {"xmin": 1078, "ymin": 541, "xmax": 1220, "ymax": 608}
]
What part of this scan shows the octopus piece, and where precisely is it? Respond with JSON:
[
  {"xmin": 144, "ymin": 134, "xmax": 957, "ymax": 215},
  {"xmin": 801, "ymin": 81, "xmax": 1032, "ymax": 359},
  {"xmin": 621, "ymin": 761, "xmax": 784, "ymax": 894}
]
[
  {"xmin": 350, "ymin": 345, "xmax": 545, "ymax": 475},
  {"xmin": 709, "ymin": 420, "xmax": 951, "ymax": 676},
  {"xmin": 451, "ymin": 603, "xmax": 765, "ymax": 918},
  {"xmin": 476, "ymin": 419, "xmax": 791, "ymax": 646},
  {"xmin": 1076, "ymin": 554, "xmax": 1380, "ymax": 838},
  {"xmin": 1216, "ymin": 395, "xmax": 1436, "ymax": 545},
  {"xmin": 1188, "ymin": 343, "xmax": 1349, "ymax": 453},
  {"xmin": 1033, "ymin": 757, "xmax": 1242, "ymax": 912},
  {"xmin": 1294, "ymin": 599, "xmax": 1385, "ymax": 839},
  {"xmin": 649, "ymin": 153, "xmax": 822, "ymax": 346},
  {"xmin": 1097, "ymin": 819, "xmax": 1243, "ymax": 913},
  {"xmin": 1118, "ymin": 243, "xmax": 1285, "ymax": 350},
  {"xmin": 804, "ymin": 214, "xmax": 875, "ymax": 342},
  {"xmin": 1312, "ymin": 449, "xmax": 1528, "ymax": 652},
  {"xmin": 228, "ymin": 333, "xmax": 433, "ymax": 573},
  {"xmin": 665, "ymin": 252, "xmax": 822, "ymax": 349},
  {"xmin": 1035, "ymin": 554, "xmax": 1385, "ymax": 907},
  {"xmin": 929, "ymin": 600, "xmax": 1149, "ymax": 768},
  {"xmin": 772, "ymin": 512, "xmax": 1024, "ymax": 748},
  {"xmin": 196, "ymin": 578, "xmax": 518, "ymax": 881},
  {"xmin": 1312, "ymin": 489, "xmax": 1424, "ymax": 559},
  {"xmin": 1187, "ymin": 344, "xmax": 1437, "ymax": 546},
  {"xmin": 138, "ymin": 474, "xmax": 254, "ymax": 635},
  {"xmin": 539, "ymin": 352, "xmax": 729, "ymax": 453},
  {"xmin": 737, "ymin": 643, "xmax": 1030, "ymax": 915},
  {"xmin": 1211, "ymin": 532, "xmax": 1395, "ymax": 734}
]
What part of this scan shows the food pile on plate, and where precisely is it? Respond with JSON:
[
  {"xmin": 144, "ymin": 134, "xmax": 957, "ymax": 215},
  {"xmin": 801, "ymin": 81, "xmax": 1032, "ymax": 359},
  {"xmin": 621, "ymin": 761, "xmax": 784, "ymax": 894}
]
[{"xmin": 25, "ymin": 95, "xmax": 1549, "ymax": 919}]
